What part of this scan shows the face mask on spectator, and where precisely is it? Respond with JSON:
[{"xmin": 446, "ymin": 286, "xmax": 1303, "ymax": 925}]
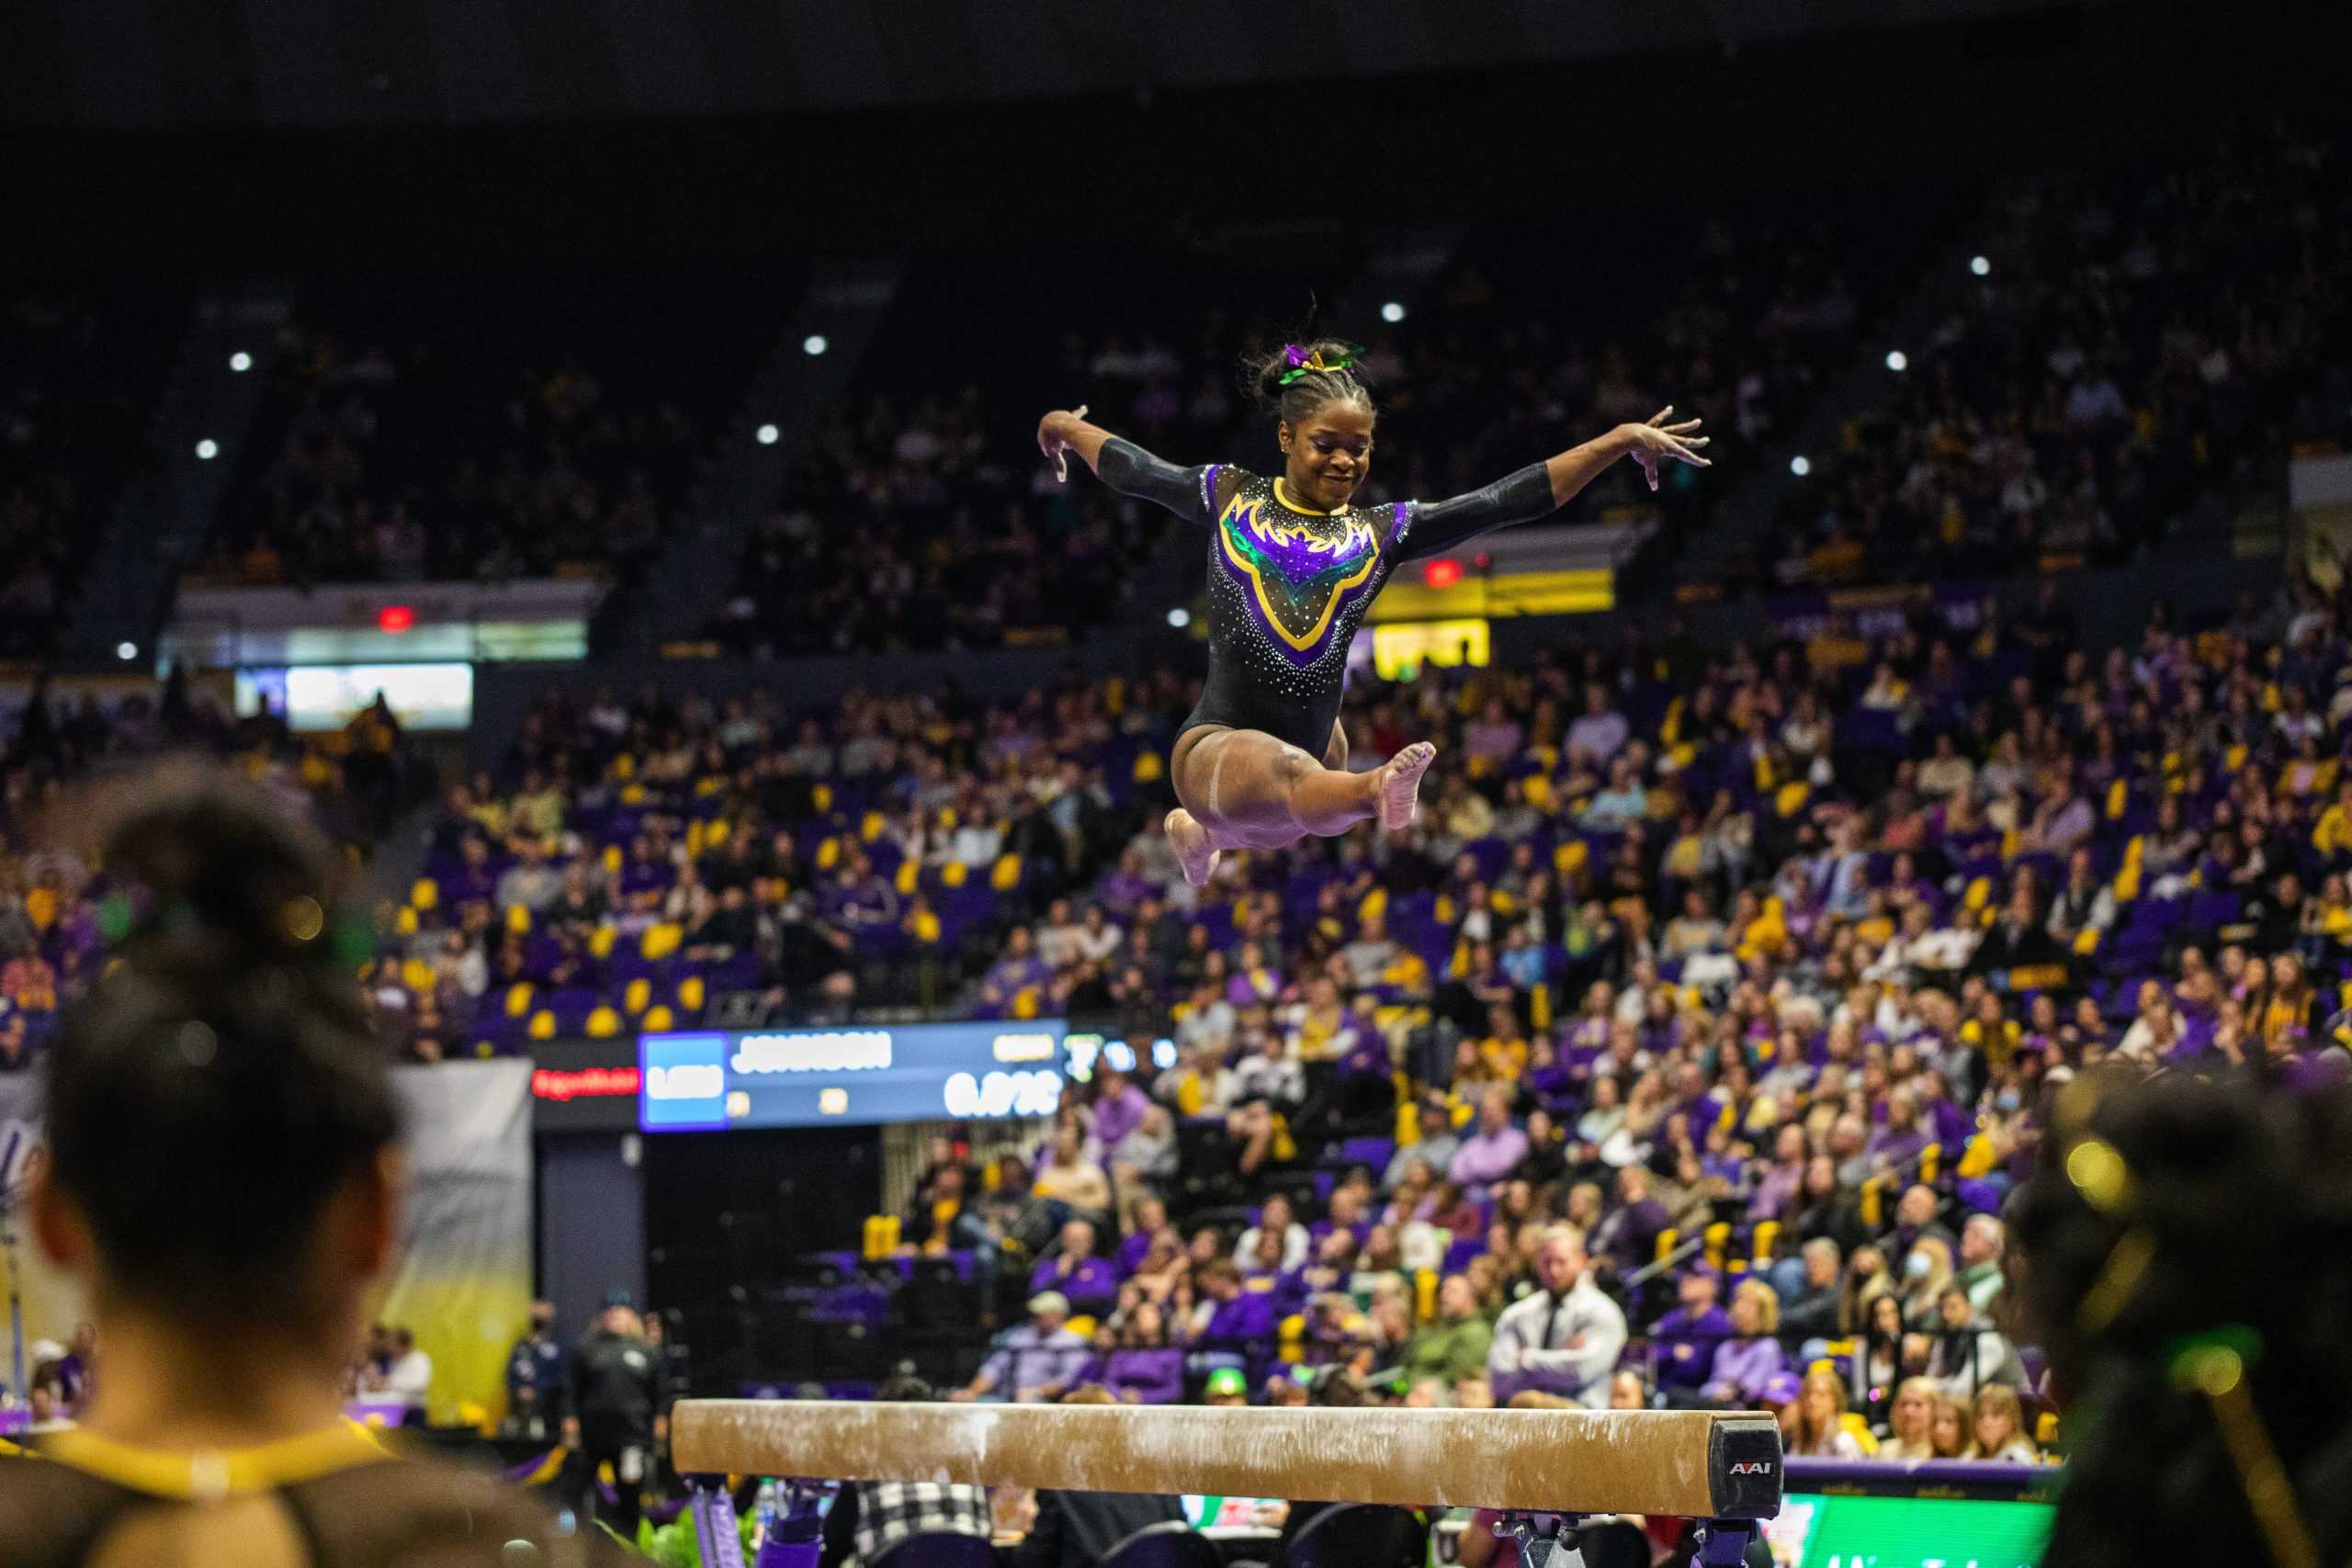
[
  {"xmin": 1905, "ymin": 1251, "xmax": 1933, "ymax": 1280},
  {"xmin": 1995, "ymin": 1089, "xmax": 2021, "ymax": 1113}
]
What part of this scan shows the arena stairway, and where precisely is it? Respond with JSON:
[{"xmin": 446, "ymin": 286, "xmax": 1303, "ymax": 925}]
[
  {"xmin": 58, "ymin": 283, "xmax": 287, "ymax": 668},
  {"xmin": 614, "ymin": 258, "xmax": 904, "ymax": 654},
  {"xmin": 1666, "ymin": 228, "xmax": 1980, "ymax": 594}
]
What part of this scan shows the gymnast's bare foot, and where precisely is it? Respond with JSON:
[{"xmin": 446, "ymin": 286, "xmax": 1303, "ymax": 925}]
[
  {"xmin": 1165, "ymin": 807, "xmax": 1221, "ymax": 886},
  {"xmin": 1375, "ymin": 742, "xmax": 1438, "ymax": 831}
]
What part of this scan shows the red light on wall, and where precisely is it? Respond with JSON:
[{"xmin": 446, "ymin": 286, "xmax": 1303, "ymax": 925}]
[
  {"xmin": 378, "ymin": 604, "xmax": 415, "ymax": 633},
  {"xmin": 1423, "ymin": 558, "xmax": 1463, "ymax": 590}
]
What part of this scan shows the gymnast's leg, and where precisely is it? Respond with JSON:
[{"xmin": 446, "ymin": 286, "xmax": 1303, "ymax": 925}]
[{"xmin": 1162, "ymin": 724, "xmax": 1436, "ymax": 886}]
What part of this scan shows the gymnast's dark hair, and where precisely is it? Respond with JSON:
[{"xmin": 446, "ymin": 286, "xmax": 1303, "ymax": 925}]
[
  {"xmin": 1243, "ymin": 337, "xmax": 1376, "ymax": 428},
  {"xmin": 2009, "ymin": 1070, "xmax": 2352, "ymax": 1567},
  {"xmin": 43, "ymin": 764, "xmax": 401, "ymax": 1328}
]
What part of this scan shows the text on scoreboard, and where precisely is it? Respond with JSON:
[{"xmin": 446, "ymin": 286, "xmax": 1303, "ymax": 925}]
[{"xmin": 637, "ymin": 1021, "xmax": 1072, "ymax": 1132}]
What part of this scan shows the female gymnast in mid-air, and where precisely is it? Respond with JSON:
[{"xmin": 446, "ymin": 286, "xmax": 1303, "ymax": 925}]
[{"xmin": 1036, "ymin": 339, "xmax": 1710, "ymax": 886}]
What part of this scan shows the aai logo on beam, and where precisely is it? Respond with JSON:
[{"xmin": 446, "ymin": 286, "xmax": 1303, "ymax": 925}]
[{"xmin": 639, "ymin": 1032, "xmax": 731, "ymax": 1131}]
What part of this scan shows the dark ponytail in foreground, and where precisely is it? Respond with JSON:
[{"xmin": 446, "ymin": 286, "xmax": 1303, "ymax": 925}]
[
  {"xmin": 2012, "ymin": 1070, "xmax": 2352, "ymax": 1567},
  {"xmin": 1244, "ymin": 337, "xmax": 1376, "ymax": 428},
  {"xmin": 44, "ymin": 763, "xmax": 400, "ymax": 1327}
]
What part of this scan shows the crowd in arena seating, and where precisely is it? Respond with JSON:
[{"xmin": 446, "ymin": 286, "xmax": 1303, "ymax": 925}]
[
  {"xmin": 1, "ymin": 671, "xmax": 424, "ymax": 1071},
  {"xmin": 385, "ymin": 536, "xmax": 2352, "ymax": 1450},
  {"xmin": 707, "ymin": 192, "xmax": 1912, "ymax": 657},
  {"xmin": 828, "ymin": 565, "xmax": 2346, "ymax": 1441},
  {"xmin": 201, "ymin": 270, "xmax": 787, "ymax": 588},
  {"xmin": 1771, "ymin": 119, "xmax": 2348, "ymax": 588}
]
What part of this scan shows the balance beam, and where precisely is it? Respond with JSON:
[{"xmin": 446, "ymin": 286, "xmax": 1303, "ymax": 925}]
[{"xmin": 671, "ymin": 1401, "xmax": 1783, "ymax": 1520}]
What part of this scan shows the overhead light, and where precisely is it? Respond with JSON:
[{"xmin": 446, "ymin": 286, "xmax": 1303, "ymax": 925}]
[
  {"xmin": 117, "ymin": 641, "xmax": 139, "ymax": 661},
  {"xmin": 195, "ymin": 438, "xmax": 219, "ymax": 460},
  {"xmin": 229, "ymin": 351, "xmax": 253, "ymax": 372},
  {"xmin": 1970, "ymin": 255, "xmax": 1991, "ymax": 277},
  {"xmin": 1789, "ymin": 455, "xmax": 1812, "ymax": 477},
  {"xmin": 803, "ymin": 334, "xmax": 829, "ymax": 356},
  {"xmin": 1380, "ymin": 301, "xmax": 1407, "ymax": 323},
  {"xmin": 756, "ymin": 423, "xmax": 779, "ymax": 446},
  {"xmin": 1166, "ymin": 607, "xmax": 1192, "ymax": 628},
  {"xmin": 1884, "ymin": 350, "xmax": 1909, "ymax": 372}
]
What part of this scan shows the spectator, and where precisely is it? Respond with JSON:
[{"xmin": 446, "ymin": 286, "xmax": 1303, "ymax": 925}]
[
  {"xmin": 1652, "ymin": 1268, "xmax": 1734, "ymax": 1396},
  {"xmin": 1925, "ymin": 1284, "xmax": 2023, "ymax": 1399},
  {"xmin": 504, "ymin": 1300, "xmax": 567, "ymax": 1441},
  {"xmin": 955, "ymin": 1293, "xmax": 1090, "ymax": 1404},
  {"xmin": 1590, "ymin": 1165, "xmax": 1670, "ymax": 1278},
  {"xmin": 1232, "ymin": 1193, "xmax": 1309, "ymax": 1273},
  {"xmin": 1448, "ymin": 1084, "xmax": 1531, "ymax": 1192},
  {"xmin": 1928, "ymin": 1391, "xmax": 1970, "ymax": 1458},
  {"xmin": 1787, "ymin": 1367, "xmax": 1866, "ymax": 1458},
  {"xmin": 1032, "ymin": 1220, "xmax": 1119, "ymax": 1318},
  {"xmin": 820, "ymin": 1372, "xmax": 994, "ymax": 1568},
  {"xmin": 1487, "ymin": 1226, "xmax": 1627, "ymax": 1406},
  {"xmin": 1964, "ymin": 1384, "xmax": 2039, "ymax": 1462},
  {"xmin": 1878, "ymin": 1377, "xmax": 1942, "ymax": 1461},
  {"xmin": 1400, "ymin": 1274, "xmax": 1495, "ymax": 1387},
  {"xmin": 1031, "ymin": 1130, "xmax": 1113, "ymax": 1236},
  {"xmin": 1777, "ymin": 1238, "xmax": 1846, "ymax": 1346},
  {"xmin": 1700, "ymin": 1280, "xmax": 1788, "ymax": 1408},
  {"xmin": 1385, "ymin": 1101, "xmax": 1462, "ymax": 1192},
  {"xmin": 1953, "ymin": 1214, "xmax": 2006, "ymax": 1314}
]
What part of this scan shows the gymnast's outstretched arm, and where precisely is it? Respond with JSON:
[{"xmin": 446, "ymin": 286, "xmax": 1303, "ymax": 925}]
[
  {"xmin": 1036, "ymin": 407, "xmax": 1221, "ymax": 524},
  {"xmin": 1401, "ymin": 406, "xmax": 1712, "ymax": 562}
]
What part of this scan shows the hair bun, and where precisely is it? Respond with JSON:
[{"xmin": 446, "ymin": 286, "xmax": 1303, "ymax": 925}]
[{"xmin": 96, "ymin": 763, "xmax": 344, "ymax": 974}]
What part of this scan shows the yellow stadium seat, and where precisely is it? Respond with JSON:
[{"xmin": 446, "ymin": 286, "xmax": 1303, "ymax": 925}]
[
  {"xmin": 527, "ymin": 1010, "xmax": 556, "ymax": 1040},
  {"xmin": 911, "ymin": 909, "xmax": 942, "ymax": 943},
  {"xmin": 642, "ymin": 1005, "xmax": 675, "ymax": 1032},
  {"xmin": 2036, "ymin": 1412, "xmax": 2060, "ymax": 1446},
  {"xmin": 895, "ymin": 860, "xmax": 921, "ymax": 896},
  {"xmin": 1702, "ymin": 1222, "xmax": 1730, "ymax": 1270},
  {"xmin": 619, "ymin": 784, "xmax": 647, "ymax": 807},
  {"xmin": 861, "ymin": 811, "xmax": 886, "ymax": 842},
  {"xmin": 395, "ymin": 907, "xmax": 419, "ymax": 936},
  {"xmin": 612, "ymin": 754, "xmax": 636, "ymax": 781},
  {"xmin": 990, "ymin": 854, "xmax": 1022, "ymax": 891},
  {"xmin": 602, "ymin": 844, "xmax": 623, "ymax": 874},
  {"xmin": 585, "ymin": 1006, "xmax": 621, "ymax": 1038},
  {"xmin": 2074, "ymin": 927, "xmax": 2101, "ymax": 956},
  {"xmin": 812, "ymin": 784, "xmax": 834, "ymax": 812},
  {"xmin": 624, "ymin": 977, "xmax": 652, "ymax": 1015},
  {"xmin": 400, "ymin": 957, "xmax": 435, "ymax": 994},
  {"xmin": 1415, "ymin": 1269, "xmax": 1438, "ymax": 1323},
  {"xmin": 1133, "ymin": 752, "xmax": 1164, "ymax": 783},
  {"xmin": 1920, "ymin": 1144, "xmax": 1942, "ymax": 1183},
  {"xmin": 1752, "ymin": 1222, "xmax": 1781, "ymax": 1266},
  {"xmin": 641, "ymin": 923, "xmax": 682, "ymax": 961},
  {"xmin": 411, "ymin": 878, "xmax": 440, "ymax": 912},
  {"xmin": 1839, "ymin": 1414, "xmax": 1880, "ymax": 1455},
  {"xmin": 815, "ymin": 838, "xmax": 841, "ymax": 872},
  {"xmin": 1860, "ymin": 1177, "xmax": 1887, "ymax": 1230},
  {"xmin": 1012, "ymin": 987, "xmax": 1041, "ymax": 1021},
  {"xmin": 1359, "ymin": 886, "xmax": 1389, "ymax": 924},
  {"xmin": 505, "ymin": 983, "xmax": 534, "ymax": 1019},
  {"xmin": 941, "ymin": 861, "xmax": 968, "ymax": 888},
  {"xmin": 1655, "ymin": 1228, "xmax": 1679, "ymax": 1267},
  {"xmin": 2106, "ymin": 780, "xmax": 2128, "ymax": 819},
  {"xmin": 679, "ymin": 975, "xmax": 706, "ymax": 1012},
  {"xmin": 504, "ymin": 904, "xmax": 531, "ymax": 935},
  {"xmin": 589, "ymin": 925, "xmax": 616, "ymax": 959},
  {"xmin": 685, "ymin": 821, "xmax": 707, "ymax": 858},
  {"xmin": 1063, "ymin": 1314, "xmax": 1097, "ymax": 1339}
]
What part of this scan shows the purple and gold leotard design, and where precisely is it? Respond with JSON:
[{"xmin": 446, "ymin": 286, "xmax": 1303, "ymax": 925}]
[{"xmin": 1210, "ymin": 472, "xmax": 1408, "ymax": 669}]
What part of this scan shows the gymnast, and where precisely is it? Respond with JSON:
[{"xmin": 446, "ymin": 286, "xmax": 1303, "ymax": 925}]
[{"xmin": 1036, "ymin": 340, "xmax": 1710, "ymax": 885}]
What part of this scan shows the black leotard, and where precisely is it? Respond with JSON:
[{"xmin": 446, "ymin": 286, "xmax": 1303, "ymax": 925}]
[{"xmin": 1098, "ymin": 436, "xmax": 1558, "ymax": 755}]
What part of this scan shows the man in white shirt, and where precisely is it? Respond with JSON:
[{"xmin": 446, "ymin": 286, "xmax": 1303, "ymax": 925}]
[
  {"xmin": 383, "ymin": 1326, "xmax": 434, "ymax": 1420},
  {"xmin": 1487, "ymin": 1226, "xmax": 1626, "ymax": 1407}
]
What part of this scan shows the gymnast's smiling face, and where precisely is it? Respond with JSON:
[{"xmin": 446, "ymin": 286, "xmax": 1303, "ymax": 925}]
[{"xmin": 1278, "ymin": 402, "xmax": 1375, "ymax": 513}]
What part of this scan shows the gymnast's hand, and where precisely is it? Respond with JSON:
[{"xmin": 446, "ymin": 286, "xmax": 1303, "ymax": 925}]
[
  {"xmin": 1616, "ymin": 406, "xmax": 1711, "ymax": 491},
  {"xmin": 1037, "ymin": 404, "xmax": 1091, "ymax": 482}
]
